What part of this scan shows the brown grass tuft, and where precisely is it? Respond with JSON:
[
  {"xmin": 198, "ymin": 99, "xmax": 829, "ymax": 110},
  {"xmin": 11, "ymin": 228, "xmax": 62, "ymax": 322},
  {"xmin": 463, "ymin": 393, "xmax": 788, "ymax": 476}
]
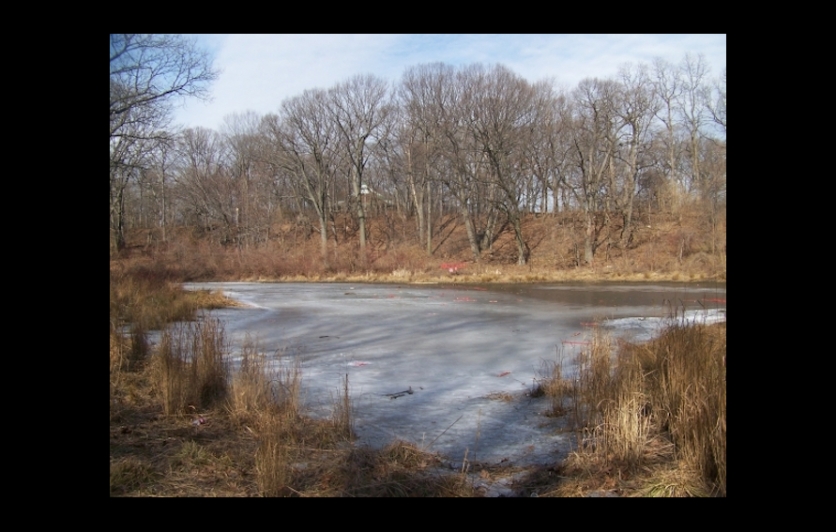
[
  {"xmin": 548, "ymin": 322, "xmax": 726, "ymax": 496},
  {"xmin": 110, "ymin": 457, "xmax": 157, "ymax": 496},
  {"xmin": 331, "ymin": 441, "xmax": 476, "ymax": 497},
  {"xmin": 539, "ymin": 355, "xmax": 573, "ymax": 415},
  {"xmin": 153, "ymin": 318, "xmax": 230, "ymax": 416},
  {"xmin": 254, "ymin": 410, "xmax": 293, "ymax": 497},
  {"xmin": 331, "ymin": 373, "xmax": 353, "ymax": 440},
  {"xmin": 227, "ymin": 336, "xmax": 274, "ymax": 425}
]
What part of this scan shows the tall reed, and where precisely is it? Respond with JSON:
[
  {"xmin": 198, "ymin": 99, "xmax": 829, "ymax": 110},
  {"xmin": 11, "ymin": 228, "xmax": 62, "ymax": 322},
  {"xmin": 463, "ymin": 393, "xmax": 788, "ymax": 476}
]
[
  {"xmin": 332, "ymin": 373, "xmax": 353, "ymax": 439},
  {"xmin": 227, "ymin": 338, "xmax": 304, "ymax": 496},
  {"xmin": 154, "ymin": 317, "xmax": 230, "ymax": 416},
  {"xmin": 562, "ymin": 322, "xmax": 726, "ymax": 495},
  {"xmin": 255, "ymin": 411, "xmax": 292, "ymax": 497},
  {"xmin": 228, "ymin": 336, "xmax": 274, "ymax": 424}
]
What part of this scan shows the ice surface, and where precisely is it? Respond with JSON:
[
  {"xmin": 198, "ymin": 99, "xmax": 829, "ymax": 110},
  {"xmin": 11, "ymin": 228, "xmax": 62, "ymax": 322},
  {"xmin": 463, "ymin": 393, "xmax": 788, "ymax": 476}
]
[{"xmin": 185, "ymin": 281, "xmax": 725, "ymax": 470}]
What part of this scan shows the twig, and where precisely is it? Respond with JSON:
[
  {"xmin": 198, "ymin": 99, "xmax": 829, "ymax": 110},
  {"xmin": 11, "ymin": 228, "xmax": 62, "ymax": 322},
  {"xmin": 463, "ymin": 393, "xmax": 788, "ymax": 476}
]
[
  {"xmin": 285, "ymin": 485, "xmax": 304, "ymax": 497},
  {"xmin": 382, "ymin": 386, "xmax": 414, "ymax": 399},
  {"xmin": 426, "ymin": 414, "xmax": 463, "ymax": 450}
]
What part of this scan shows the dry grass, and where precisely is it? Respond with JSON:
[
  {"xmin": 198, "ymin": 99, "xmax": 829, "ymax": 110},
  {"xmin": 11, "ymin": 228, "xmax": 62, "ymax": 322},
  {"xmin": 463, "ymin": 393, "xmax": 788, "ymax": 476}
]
[
  {"xmin": 152, "ymin": 318, "xmax": 230, "ymax": 416},
  {"xmin": 112, "ymin": 266, "xmax": 201, "ymax": 330},
  {"xmin": 112, "ymin": 349, "xmax": 478, "ymax": 496},
  {"xmin": 486, "ymin": 391, "xmax": 515, "ymax": 402},
  {"xmin": 632, "ymin": 322, "xmax": 727, "ymax": 493},
  {"xmin": 227, "ymin": 336, "xmax": 275, "ymax": 425},
  {"xmin": 254, "ymin": 409, "xmax": 293, "ymax": 497},
  {"xmin": 110, "ymin": 262, "xmax": 238, "ymax": 395},
  {"xmin": 533, "ymin": 357, "xmax": 573, "ymax": 416},
  {"xmin": 118, "ymin": 205, "xmax": 725, "ymax": 284},
  {"xmin": 321, "ymin": 441, "xmax": 477, "ymax": 497},
  {"xmin": 533, "ymin": 322, "xmax": 726, "ymax": 497},
  {"xmin": 110, "ymin": 457, "xmax": 158, "ymax": 496},
  {"xmin": 225, "ymin": 337, "xmax": 309, "ymax": 496},
  {"xmin": 331, "ymin": 373, "xmax": 353, "ymax": 440}
]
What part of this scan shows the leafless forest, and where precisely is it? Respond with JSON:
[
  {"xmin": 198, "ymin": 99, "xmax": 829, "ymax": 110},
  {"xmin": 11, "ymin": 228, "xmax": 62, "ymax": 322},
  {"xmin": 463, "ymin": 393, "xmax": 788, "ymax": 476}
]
[{"xmin": 111, "ymin": 35, "xmax": 726, "ymax": 277}]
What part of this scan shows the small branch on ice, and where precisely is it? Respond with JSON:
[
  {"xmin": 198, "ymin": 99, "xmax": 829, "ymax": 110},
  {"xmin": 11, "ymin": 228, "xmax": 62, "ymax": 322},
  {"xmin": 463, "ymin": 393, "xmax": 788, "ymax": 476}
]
[{"xmin": 382, "ymin": 386, "xmax": 414, "ymax": 399}]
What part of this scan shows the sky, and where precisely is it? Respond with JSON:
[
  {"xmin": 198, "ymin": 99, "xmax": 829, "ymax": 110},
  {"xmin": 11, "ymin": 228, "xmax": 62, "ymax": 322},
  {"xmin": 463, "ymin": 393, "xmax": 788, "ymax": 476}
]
[{"xmin": 172, "ymin": 34, "xmax": 726, "ymax": 132}]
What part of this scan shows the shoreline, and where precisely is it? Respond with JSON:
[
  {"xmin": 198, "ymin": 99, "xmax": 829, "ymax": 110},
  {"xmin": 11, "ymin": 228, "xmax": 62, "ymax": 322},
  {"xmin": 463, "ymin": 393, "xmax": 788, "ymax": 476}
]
[{"xmin": 199, "ymin": 271, "xmax": 726, "ymax": 285}]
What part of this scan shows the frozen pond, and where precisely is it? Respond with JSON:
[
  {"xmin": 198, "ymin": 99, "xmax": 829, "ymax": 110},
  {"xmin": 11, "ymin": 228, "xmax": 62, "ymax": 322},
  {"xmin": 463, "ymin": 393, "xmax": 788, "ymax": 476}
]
[{"xmin": 184, "ymin": 281, "xmax": 726, "ymax": 470}]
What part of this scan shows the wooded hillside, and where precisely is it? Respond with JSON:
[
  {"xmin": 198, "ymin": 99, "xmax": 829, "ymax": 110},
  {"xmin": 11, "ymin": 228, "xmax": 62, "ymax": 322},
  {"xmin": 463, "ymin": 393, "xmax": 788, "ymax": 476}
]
[{"xmin": 111, "ymin": 36, "xmax": 725, "ymax": 280}]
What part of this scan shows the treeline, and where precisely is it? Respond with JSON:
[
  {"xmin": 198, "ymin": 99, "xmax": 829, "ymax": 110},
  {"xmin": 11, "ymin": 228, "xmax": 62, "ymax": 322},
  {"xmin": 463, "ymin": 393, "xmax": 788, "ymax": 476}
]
[{"xmin": 111, "ymin": 37, "xmax": 725, "ymax": 268}]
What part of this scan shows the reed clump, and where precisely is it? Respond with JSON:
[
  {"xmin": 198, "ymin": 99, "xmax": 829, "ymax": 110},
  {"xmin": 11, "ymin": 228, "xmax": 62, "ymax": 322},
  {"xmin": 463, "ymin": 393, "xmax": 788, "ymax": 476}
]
[
  {"xmin": 220, "ymin": 336, "xmax": 299, "ymax": 497},
  {"xmin": 536, "ymin": 322, "xmax": 725, "ymax": 497},
  {"xmin": 153, "ymin": 318, "xmax": 230, "ymax": 416},
  {"xmin": 532, "ymin": 356, "xmax": 573, "ymax": 416}
]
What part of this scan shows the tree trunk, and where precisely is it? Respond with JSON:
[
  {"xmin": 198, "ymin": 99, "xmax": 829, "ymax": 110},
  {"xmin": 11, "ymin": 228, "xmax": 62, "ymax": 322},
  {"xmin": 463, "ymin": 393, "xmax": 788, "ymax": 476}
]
[
  {"xmin": 350, "ymin": 166, "xmax": 367, "ymax": 262},
  {"xmin": 584, "ymin": 210, "xmax": 595, "ymax": 265},
  {"xmin": 620, "ymin": 202, "xmax": 634, "ymax": 249},
  {"xmin": 512, "ymin": 215, "xmax": 528, "ymax": 265},
  {"xmin": 319, "ymin": 212, "xmax": 329, "ymax": 269},
  {"xmin": 460, "ymin": 202, "xmax": 481, "ymax": 262},
  {"xmin": 479, "ymin": 205, "xmax": 501, "ymax": 253},
  {"xmin": 426, "ymin": 181, "xmax": 432, "ymax": 256},
  {"xmin": 409, "ymin": 175, "xmax": 425, "ymax": 247},
  {"xmin": 112, "ymin": 188, "xmax": 126, "ymax": 252},
  {"xmin": 357, "ymin": 201, "xmax": 367, "ymax": 256}
]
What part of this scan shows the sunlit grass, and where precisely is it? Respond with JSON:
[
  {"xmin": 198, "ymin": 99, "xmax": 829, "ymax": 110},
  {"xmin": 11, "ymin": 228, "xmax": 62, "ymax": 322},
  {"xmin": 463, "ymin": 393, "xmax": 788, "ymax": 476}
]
[{"xmin": 534, "ymin": 322, "xmax": 726, "ymax": 497}]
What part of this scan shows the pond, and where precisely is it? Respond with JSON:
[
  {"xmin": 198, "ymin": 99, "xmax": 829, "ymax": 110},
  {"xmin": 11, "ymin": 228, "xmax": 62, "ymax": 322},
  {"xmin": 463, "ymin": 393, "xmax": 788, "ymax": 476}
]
[{"xmin": 184, "ymin": 281, "xmax": 726, "ymax": 469}]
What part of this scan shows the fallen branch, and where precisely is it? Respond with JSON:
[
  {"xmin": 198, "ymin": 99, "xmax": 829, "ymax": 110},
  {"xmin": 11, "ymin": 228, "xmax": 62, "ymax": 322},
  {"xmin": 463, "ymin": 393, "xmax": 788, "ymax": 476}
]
[{"xmin": 382, "ymin": 386, "xmax": 414, "ymax": 399}]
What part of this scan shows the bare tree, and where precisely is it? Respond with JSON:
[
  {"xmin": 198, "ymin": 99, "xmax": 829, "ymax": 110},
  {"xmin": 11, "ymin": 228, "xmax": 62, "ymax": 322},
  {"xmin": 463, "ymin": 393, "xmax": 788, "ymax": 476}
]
[
  {"xmin": 703, "ymin": 67, "xmax": 726, "ymax": 260},
  {"xmin": 110, "ymin": 132, "xmax": 158, "ymax": 251},
  {"xmin": 652, "ymin": 57, "xmax": 685, "ymax": 215},
  {"xmin": 222, "ymin": 111, "xmax": 264, "ymax": 249},
  {"xmin": 373, "ymin": 111, "xmax": 416, "ymax": 243},
  {"xmin": 397, "ymin": 63, "xmax": 455, "ymax": 255},
  {"xmin": 129, "ymin": 138, "xmax": 176, "ymax": 244},
  {"xmin": 419, "ymin": 63, "xmax": 508, "ymax": 263},
  {"xmin": 708, "ymin": 67, "xmax": 726, "ymax": 135},
  {"xmin": 463, "ymin": 64, "xmax": 538, "ymax": 265},
  {"xmin": 174, "ymin": 127, "xmax": 238, "ymax": 244},
  {"xmin": 521, "ymin": 82, "xmax": 575, "ymax": 216},
  {"xmin": 699, "ymin": 137, "xmax": 726, "ymax": 258},
  {"xmin": 110, "ymin": 34, "xmax": 217, "ymax": 252},
  {"xmin": 568, "ymin": 78, "xmax": 620, "ymax": 265},
  {"xmin": 611, "ymin": 63, "xmax": 659, "ymax": 248},
  {"xmin": 678, "ymin": 53, "xmax": 711, "ymax": 204},
  {"xmin": 264, "ymin": 89, "xmax": 340, "ymax": 267},
  {"xmin": 523, "ymin": 80, "xmax": 555, "ymax": 214},
  {"xmin": 113, "ymin": 53, "xmax": 724, "ymax": 272},
  {"xmin": 326, "ymin": 74, "xmax": 393, "ymax": 262}
]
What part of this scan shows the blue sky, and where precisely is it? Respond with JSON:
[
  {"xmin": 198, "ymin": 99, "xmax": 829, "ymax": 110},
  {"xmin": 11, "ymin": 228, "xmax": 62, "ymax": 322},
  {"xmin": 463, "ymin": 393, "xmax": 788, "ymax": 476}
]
[{"xmin": 173, "ymin": 34, "xmax": 726, "ymax": 132}]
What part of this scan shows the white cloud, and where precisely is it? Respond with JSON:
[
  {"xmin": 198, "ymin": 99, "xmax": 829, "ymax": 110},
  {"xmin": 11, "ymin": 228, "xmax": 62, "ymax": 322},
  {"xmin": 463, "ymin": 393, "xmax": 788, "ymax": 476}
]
[{"xmin": 172, "ymin": 34, "xmax": 726, "ymax": 131}]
